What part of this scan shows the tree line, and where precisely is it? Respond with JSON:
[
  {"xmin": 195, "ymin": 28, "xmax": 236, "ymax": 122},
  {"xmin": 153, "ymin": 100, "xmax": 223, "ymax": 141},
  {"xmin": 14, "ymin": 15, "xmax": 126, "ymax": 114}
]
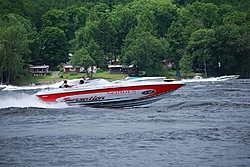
[{"xmin": 0, "ymin": 0, "xmax": 249, "ymax": 84}]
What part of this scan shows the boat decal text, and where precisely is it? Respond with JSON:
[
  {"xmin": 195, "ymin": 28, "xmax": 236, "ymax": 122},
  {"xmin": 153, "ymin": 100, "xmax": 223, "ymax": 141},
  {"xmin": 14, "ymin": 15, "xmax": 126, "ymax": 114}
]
[
  {"xmin": 107, "ymin": 90, "xmax": 136, "ymax": 96},
  {"xmin": 63, "ymin": 96, "xmax": 105, "ymax": 102}
]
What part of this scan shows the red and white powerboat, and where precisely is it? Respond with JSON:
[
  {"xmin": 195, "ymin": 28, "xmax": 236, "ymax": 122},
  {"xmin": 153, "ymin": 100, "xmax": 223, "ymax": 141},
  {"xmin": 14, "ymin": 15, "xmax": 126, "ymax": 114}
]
[{"xmin": 36, "ymin": 79, "xmax": 185, "ymax": 108}]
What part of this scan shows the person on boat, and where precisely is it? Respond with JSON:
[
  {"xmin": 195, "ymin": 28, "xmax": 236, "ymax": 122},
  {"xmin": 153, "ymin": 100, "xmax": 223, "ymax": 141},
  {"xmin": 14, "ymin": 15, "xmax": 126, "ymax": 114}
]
[
  {"xmin": 79, "ymin": 76, "xmax": 87, "ymax": 84},
  {"xmin": 125, "ymin": 74, "xmax": 130, "ymax": 79},
  {"xmin": 59, "ymin": 80, "xmax": 70, "ymax": 88}
]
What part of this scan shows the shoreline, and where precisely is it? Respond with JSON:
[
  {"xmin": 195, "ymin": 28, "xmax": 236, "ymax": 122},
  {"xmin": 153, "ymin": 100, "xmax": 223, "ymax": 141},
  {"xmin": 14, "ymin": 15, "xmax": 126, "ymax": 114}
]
[{"xmin": 10, "ymin": 79, "xmax": 62, "ymax": 87}]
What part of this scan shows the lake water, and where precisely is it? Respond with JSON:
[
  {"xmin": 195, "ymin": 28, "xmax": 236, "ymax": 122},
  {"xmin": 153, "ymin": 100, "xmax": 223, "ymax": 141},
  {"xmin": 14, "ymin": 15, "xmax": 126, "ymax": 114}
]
[{"xmin": 0, "ymin": 79, "xmax": 249, "ymax": 167}]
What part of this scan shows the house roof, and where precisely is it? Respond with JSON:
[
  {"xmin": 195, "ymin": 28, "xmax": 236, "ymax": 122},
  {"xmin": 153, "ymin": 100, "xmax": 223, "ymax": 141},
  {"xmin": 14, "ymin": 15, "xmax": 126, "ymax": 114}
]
[
  {"xmin": 29, "ymin": 65, "xmax": 49, "ymax": 69},
  {"xmin": 64, "ymin": 65, "xmax": 80, "ymax": 68},
  {"xmin": 108, "ymin": 65, "xmax": 134, "ymax": 68},
  {"xmin": 108, "ymin": 65, "xmax": 122, "ymax": 68},
  {"xmin": 64, "ymin": 65, "xmax": 73, "ymax": 68}
]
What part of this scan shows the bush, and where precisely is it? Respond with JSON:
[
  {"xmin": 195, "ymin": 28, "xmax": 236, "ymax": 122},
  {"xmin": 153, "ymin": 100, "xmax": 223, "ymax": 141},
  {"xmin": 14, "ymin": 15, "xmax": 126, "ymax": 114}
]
[
  {"xmin": 96, "ymin": 68, "xmax": 103, "ymax": 73},
  {"xmin": 69, "ymin": 72, "xmax": 78, "ymax": 76}
]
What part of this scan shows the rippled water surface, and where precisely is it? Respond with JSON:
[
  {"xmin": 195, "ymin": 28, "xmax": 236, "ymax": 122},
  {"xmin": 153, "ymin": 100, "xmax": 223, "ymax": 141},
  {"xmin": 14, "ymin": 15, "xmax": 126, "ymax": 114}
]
[{"xmin": 0, "ymin": 79, "xmax": 249, "ymax": 167}]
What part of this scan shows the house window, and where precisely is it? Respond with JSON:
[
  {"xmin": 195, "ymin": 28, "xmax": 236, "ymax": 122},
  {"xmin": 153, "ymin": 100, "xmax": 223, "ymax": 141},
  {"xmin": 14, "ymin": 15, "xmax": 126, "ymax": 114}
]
[{"xmin": 70, "ymin": 68, "xmax": 75, "ymax": 71}]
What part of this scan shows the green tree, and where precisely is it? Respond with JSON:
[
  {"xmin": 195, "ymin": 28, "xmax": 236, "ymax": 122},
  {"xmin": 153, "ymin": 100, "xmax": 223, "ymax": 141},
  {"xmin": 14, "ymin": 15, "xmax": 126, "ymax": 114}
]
[
  {"xmin": 123, "ymin": 32, "xmax": 165, "ymax": 76},
  {"xmin": 85, "ymin": 38, "xmax": 103, "ymax": 68},
  {"xmin": 187, "ymin": 29, "xmax": 216, "ymax": 77},
  {"xmin": 184, "ymin": 2, "xmax": 219, "ymax": 28},
  {"xmin": 71, "ymin": 48, "xmax": 96, "ymax": 77},
  {"xmin": 65, "ymin": 6, "xmax": 89, "ymax": 43},
  {"xmin": 166, "ymin": 21, "xmax": 188, "ymax": 74},
  {"xmin": 159, "ymin": 37, "xmax": 170, "ymax": 78},
  {"xmin": 136, "ymin": 9, "xmax": 158, "ymax": 37},
  {"xmin": 92, "ymin": 2, "xmax": 110, "ymax": 17},
  {"xmin": 0, "ymin": 23, "xmax": 31, "ymax": 84},
  {"xmin": 42, "ymin": 9, "xmax": 68, "ymax": 31},
  {"xmin": 21, "ymin": 0, "xmax": 52, "ymax": 31},
  {"xmin": 154, "ymin": 3, "xmax": 177, "ymax": 37},
  {"xmin": 0, "ymin": 13, "xmax": 33, "ymax": 84},
  {"xmin": 96, "ymin": 15, "xmax": 117, "ymax": 62},
  {"xmin": 237, "ymin": 22, "xmax": 250, "ymax": 77},
  {"xmin": 213, "ymin": 24, "xmax": 239, "ymax": 75},
  {"xmin": 2, "ymin": 13, "xmax": 39, "ymax": 64},
  {"xmin": 109, "ymin": 4, "xmax": 137, "ymax": 56},
  {"xmin": 179, "ymin": 52, "xmax": 192, "ymax": 78},
  {"xmin": 40, "ymin": 27, "xmax": 69, "ymax": 70},
  {"xmin": 73, "ymin": 23, "xmax": 96, "ymax": 51},
  {"xmin": 76, "ymin": 10, "xmax": 116, "ymax": 68}
]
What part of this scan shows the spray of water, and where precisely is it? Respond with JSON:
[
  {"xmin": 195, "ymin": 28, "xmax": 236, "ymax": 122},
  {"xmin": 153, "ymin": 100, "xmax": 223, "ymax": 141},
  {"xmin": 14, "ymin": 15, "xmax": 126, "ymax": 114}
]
[
  {"xmin": 0, "ymin": 92, "xmax": 71, "ymax": 109},
  {"xmin": 0, "ymin": 80, "xmax": 74, "ymax": 109},
  {"xmin": 0, "ymin": 78, "xmax": 112, "ymax": 109}
]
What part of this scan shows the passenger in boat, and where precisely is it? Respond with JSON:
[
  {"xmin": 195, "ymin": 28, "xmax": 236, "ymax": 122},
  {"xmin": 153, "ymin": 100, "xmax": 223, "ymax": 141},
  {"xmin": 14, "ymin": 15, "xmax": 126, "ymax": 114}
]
[
  {"xmin": 125, "ymin": 74, "xmax": 130, "ymax": 79},
  {"xmin": 79, "ymin": 76, "xmax": 87, "ymax": 84},
  {"xmin": 59, "ymin": 80, "xmax": 70, "ymax": 88}
]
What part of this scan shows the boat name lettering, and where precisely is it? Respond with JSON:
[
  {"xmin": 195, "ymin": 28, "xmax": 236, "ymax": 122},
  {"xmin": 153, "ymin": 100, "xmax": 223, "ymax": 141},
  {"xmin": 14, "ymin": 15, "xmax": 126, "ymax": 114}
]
[
  {"xmin": 63, "ymin": 96, "xmax": 105, "ymax": 102},
  {"xmin": 107, "ymin": 90, "xmax": 136, "ymax": 96}
]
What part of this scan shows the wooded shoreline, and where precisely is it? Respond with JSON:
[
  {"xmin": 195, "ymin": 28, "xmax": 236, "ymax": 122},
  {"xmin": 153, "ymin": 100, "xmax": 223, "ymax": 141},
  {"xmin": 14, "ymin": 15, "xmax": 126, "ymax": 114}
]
[{"xmin": 1, "ymin": 0, "xmax": 249, "ymax": 85}]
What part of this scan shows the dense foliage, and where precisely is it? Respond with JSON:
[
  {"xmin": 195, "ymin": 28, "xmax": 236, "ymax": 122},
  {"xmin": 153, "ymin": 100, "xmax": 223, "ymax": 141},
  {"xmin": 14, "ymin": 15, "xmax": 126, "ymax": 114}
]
[{"xmin": 0, "ymin": 0, "xmax": 249, "ymax": 83}]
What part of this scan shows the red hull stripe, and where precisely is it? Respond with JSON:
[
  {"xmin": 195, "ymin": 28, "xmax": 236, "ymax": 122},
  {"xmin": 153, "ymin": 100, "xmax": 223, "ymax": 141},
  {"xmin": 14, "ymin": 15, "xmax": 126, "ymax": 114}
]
[{"xmin": 37, "ymin": 84, "xmax": 184, "ymax": 102}]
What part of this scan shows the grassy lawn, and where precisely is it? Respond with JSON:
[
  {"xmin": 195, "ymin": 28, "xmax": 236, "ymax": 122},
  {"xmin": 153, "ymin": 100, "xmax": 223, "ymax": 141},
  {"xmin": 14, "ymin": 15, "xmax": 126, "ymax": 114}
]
[
  {"xmin": 11, "ymin": 72, "xmax": 61, "ymax": 85},
  {"xmin": 12, "ymin": 71, "xmax": 128, "ymax": 85},
  {"xmin": 11, "ymin": 70, "xmax": 196, "ymax": 85},
  {"xmin": 58, "ymin": 70, "xmax": 188, "ymax": 81},
  {"xmin": 58, "ymin": 71, "xmax": 128, "ymax": 81}
]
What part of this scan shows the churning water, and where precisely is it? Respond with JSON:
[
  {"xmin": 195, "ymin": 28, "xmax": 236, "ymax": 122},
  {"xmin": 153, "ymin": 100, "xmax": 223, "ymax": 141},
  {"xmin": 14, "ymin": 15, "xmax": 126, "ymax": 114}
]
[{"xmin": 0, "ymin": 79, "xmax": 249, "ymax": 167}]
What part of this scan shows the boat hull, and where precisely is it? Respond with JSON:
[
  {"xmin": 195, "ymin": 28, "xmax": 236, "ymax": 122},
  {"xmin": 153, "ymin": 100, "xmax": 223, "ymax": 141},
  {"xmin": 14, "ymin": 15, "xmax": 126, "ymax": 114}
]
[
  {"xmin": 36, "ymin": 81, "xmax": 185, "ymax": 108},
  {"xmin": 83, "ymin": 91, "xmax": 174, "ymax": 108}
]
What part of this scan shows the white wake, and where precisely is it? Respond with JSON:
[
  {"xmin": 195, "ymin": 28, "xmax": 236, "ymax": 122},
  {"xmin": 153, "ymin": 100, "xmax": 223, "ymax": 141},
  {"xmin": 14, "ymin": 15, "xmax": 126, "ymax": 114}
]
[
  {"xmin": 0, "ymin": 92, "xmax": 71, "ymax": 109},
  {"xmin": 0, "ymin": 78, "xmax": 112, "ymax": 109}
]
